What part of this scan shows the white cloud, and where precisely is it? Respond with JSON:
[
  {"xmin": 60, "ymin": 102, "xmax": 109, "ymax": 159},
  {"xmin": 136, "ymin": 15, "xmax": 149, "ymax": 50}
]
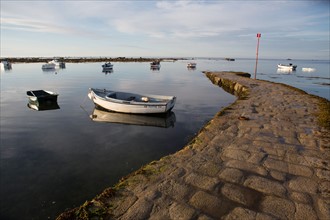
[{"xmin": 0, "ymin": 0, "xmax": 328, "ymax": 58}]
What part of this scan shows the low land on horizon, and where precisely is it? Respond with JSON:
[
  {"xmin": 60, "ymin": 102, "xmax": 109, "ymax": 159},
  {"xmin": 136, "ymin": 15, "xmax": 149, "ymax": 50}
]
[
  {"xmin": 0, "ymin": 57, "xmax": 187, "ymax": 63},
  {"xmin": 1, "ymin": 57, "xmax": 328, "ymax": 63}
]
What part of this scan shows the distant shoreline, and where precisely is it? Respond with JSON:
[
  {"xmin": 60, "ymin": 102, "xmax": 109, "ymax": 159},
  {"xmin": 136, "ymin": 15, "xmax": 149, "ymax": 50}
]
[
  {"xmin": 1, "ymin": 57, "xmax": 328, "ymax": 63},
  {"xmin": 0, "ymin": 57, "xmax": 187, "ymax": 63}
]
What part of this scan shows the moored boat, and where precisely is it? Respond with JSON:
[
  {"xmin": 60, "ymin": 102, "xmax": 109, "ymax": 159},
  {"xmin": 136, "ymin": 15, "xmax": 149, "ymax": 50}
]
[
  {"xmin": 88, "ymin": 88, "xmax": 176, "ymax": 114},
  {"xmin": 49, "ymin": 59, "xmax": 66, "ymax": 68},
  {"xmin": 26, "ymin": 90, "xmax": 58, "ymax": 103},
  {"xmin": 42, "ymin": 63, "xmax": 56, "ymax": 70},
  {"xmin": 102, "ymin": 62, "xmax": 113, "ymax": 70},
  {"xmin": 150, "ymin": 61, "xmax": 161, "ymax": 69},
  {"xmin": 277, "ymin": 63, "xmax": 297, "ymax": 70},
  {"xmin": 187, "ymin": 62, "xmax": 197, "ymax": 68},
  {"xmin": 1, "ymin": 61, "xmax": 12, "ymax": 70}
]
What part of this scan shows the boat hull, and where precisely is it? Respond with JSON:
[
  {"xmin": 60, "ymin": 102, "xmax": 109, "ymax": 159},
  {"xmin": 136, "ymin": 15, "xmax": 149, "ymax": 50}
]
[
  {"xmin": 277, "ymin": 64, "xmax": 297, "ymax": 70},
  {"xmin": 88, "ymin": 88, "xmax": 176, "ymax": 114},
  {"xmin": 27, "ymin": 100, "xmax": 60, "ymax": 111}
]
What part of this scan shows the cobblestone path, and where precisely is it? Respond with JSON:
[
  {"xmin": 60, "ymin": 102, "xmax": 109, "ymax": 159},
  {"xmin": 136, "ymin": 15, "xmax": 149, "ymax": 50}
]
[{"xmin": 58, "ymin": 72, "xmax": 329, "ymax": 220}]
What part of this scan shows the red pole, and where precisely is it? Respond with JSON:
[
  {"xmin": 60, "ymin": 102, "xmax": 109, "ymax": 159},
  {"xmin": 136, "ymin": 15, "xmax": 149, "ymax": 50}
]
[{"xmin": 254, "ymin": 33, "xmax": 261, "ymax": 79}]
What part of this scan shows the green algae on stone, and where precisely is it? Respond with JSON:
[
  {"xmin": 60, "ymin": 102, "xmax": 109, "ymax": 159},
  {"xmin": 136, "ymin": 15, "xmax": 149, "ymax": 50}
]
[
  {"xmin": 204, "ymin": 71, "xmax": 250, "ymax": 99},
  {"xmin": 317, "ymin": 98, "xmax": 330, "ymax": 130}
]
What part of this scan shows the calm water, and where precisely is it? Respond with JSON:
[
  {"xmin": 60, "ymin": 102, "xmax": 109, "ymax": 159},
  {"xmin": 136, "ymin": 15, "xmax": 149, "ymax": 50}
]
[
  {"xmin": 0, "ymin": 58, "xmax": 329, "ymax": 219},
  {"xmin": 196, "ymin": 58, "xmax": 329, "ymax": 100},
  {"xmin": 0, "ymin": 61, "xmax": 235, "ymax": 219}
]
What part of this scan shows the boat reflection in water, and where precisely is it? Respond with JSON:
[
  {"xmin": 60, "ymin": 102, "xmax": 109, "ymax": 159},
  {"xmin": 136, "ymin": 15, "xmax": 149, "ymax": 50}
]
[
  {"xmin": 102, "ymin": 69, "xmax": 114, "ymax": 75},
  {"xmin": 276, "ymin": 68, "xmax": 293, "ymax": 74},
  {"xmin": 90, "ymin": 108, "xmax": 176, "ymax": 128},
  {"xmin": 150, "ymin": 66, "xmax": 160, "ymax": 72},
  {"xmin": 187, "ymin": 66, "xmax": 196, "ymax": 71},
  {"xmin": 27, "ymin": 100, "xmax": 60, "ymax": 111}
]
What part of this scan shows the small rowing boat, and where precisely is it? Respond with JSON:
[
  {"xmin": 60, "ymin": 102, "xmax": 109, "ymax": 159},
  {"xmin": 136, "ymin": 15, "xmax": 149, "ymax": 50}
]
[{"xmin": 88, "ymin": 88, "xmax": 176, "ymax": 114}]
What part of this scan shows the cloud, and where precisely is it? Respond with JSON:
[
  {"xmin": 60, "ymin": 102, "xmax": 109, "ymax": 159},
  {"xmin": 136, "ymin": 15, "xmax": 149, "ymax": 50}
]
[
  {"xmin": 1, "ymin": 0, "xmax": 328, "ymax": 58},
  {"xmin": 2, "ymin": 1, "xmax": 327, "ymax": 41}
]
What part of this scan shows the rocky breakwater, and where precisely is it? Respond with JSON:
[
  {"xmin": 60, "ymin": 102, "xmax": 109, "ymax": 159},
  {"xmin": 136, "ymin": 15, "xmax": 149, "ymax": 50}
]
[{"xmin": 57, "ymin": 71, "xmax": 329, "ymax": 220}]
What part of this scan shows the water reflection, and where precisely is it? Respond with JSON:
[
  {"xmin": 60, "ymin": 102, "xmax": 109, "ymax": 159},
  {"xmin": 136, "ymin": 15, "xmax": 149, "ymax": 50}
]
[
  {"xmin": 27, "ymin": 100, "xmax": 60, "ymax": 111},
  {"xmin": 276, "ymin": 68, "xmax": 294, "ymax": 74},
  {"xmin": 42, "ymin": 68, "xmax": 63, "ymax": 75},
  {"xmin": 150, "ymin": 66, "xmax": 160, "ymax": 72},
  {"xmin": 187, "ymin": 66, "xmax": 197, "ymax": 71},
  {"xmin": 90, "ymin": 108, "xmax": 176, "ymax": 128},
  {"xmin": 102, "ymin": 69, "xmax": 114, "ymax": 75}
]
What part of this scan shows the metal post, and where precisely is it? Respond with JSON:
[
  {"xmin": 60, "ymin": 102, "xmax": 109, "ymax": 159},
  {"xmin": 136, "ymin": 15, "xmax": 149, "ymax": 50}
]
[{"xmin": 254, "ymin": 33, "xmax": 261, "ymax": 79}]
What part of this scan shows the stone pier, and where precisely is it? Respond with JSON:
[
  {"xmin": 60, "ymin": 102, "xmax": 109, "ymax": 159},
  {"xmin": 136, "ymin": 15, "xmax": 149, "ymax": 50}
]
[{"xmin": 57, "ymin": 71, "xmax": 329, "ymax": 220}]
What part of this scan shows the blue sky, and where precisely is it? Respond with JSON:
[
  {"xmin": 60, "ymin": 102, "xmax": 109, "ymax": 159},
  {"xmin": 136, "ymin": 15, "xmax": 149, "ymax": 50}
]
[{"xmin": 1, "ymin": 0, "xmax": 329, "ymax": 59}]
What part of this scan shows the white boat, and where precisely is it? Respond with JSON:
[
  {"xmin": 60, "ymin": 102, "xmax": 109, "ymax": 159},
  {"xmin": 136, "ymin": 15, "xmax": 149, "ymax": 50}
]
[
  {"xmin": 42, "ymin": 63, "xmax": 56, "ymax": 70},
  {"xmin": 1, "ymin": 61, "xmax": 12, "ymax": 70},
  {"xmin": 102, "ymin": 62, "xmax": 113, "ymax": 70},
  {"xmin": 187, "ymin": 62, "xmax": 197, "ymax": 68},
  {"xmin": 88, "ymin": 88, "xmax": 176, "ymax": 114},
  {"xmin": 90, "ymin": 108, "xmax": 176, "ymax": 127},
  {"xmin": 49, "ymin": 59, "xmax": 65, "ymax": 68},
  {"xmin": 302, "ymin": 67, "xmax": 316, "ymax": 72},
  {"xmin": 277, "ymin": 63, "xmax": 297, "ymax": 70}
]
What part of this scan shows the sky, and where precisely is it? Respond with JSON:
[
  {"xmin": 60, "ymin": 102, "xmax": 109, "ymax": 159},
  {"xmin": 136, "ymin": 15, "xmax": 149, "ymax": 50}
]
[{"xmin": 1, "ymin": 0, "xmax": 329, "ymax": 59}]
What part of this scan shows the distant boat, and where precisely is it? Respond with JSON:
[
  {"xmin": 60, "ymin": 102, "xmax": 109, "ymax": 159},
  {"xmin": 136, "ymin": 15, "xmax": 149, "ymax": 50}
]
[
  {"xmin": 277, "ymin": 63, "xmax": 297, "ymax": 71},
  {"xmin": 150, "ymin": 61, "xmax": 161, "ymax": 69},
  {"xmin": 88, "ymin": 88, "xmax": 176, "ymax": 114},
  {"xmin": 26, "ymin": 90, "xmax": 58, "ymax": 103},
  {"xmin": 90, "ymin": 108, "xmax": 176, "ymax": 128},
  {"xmin": 302, "ymin": 67, "xmax": 316, "ymax": 72},
  {"xmin": 102, "ymin": 62, "xmax": 113, "ymax": 70},
  {"xmin": 49, "ymin": 59, "xmax": 65, "ymax": 68},
  {"xmin": 42, "ymin": 63, "xmax": 56, "ymax": 70},
  {"xmin": 187, "ymin": 62, "xmax": 197, "ymax": 68},
  {"xmin": 1, "ymin": 61, "xmax": 12, "ymax": 70},
  {"xmin": 225, "ymin": 58, "xmax": 235, "ymax": 61}
]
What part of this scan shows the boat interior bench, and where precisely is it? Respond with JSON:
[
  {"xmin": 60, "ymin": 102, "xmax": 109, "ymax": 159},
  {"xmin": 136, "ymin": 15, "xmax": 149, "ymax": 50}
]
[{"xmin": 106, "ymin": 92, "xmax": 150, "ymax": 102}]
